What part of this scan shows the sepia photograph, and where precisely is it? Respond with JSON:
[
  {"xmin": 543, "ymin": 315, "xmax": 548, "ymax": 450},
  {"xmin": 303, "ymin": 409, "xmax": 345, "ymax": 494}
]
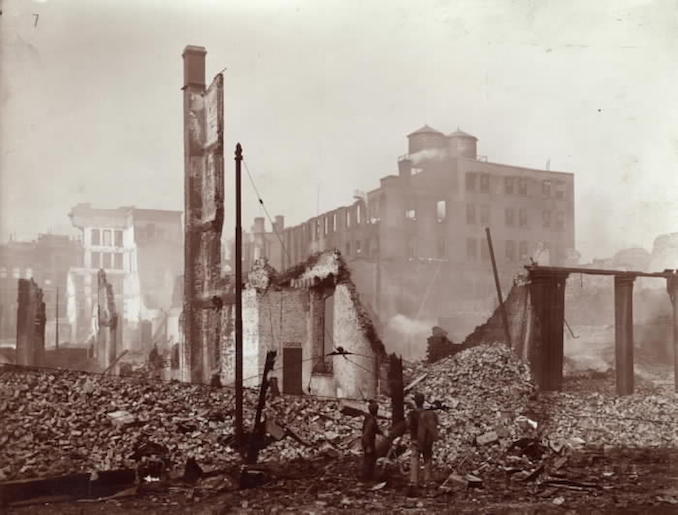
[{"xmin": 1, "ymin": 0, "xmax": 678, "ymax": 512}]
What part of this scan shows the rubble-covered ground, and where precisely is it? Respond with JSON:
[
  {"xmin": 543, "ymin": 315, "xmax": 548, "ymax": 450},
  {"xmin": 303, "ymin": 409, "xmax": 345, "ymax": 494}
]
[{"xmin": 3, "ymin": 343, "xmax": 678, "ymax": 512}]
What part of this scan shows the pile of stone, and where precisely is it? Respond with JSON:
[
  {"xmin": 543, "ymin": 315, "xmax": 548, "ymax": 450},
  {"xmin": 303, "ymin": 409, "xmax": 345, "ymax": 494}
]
[
  {"xmin": 538, "ymin": 390, "xmax": 678, "ymax": 450},
  {"xmin": 0, "ymin": 366, "xmax": 363, "ymax": 481},
  {"xmin": 405, "ymin": 343, "xmax": 537, "ymax": 467}
]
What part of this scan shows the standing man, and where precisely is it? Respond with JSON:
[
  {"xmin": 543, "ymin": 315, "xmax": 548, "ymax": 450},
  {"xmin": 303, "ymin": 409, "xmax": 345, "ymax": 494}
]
[
  {"xmin": 407, "ymin": 392, "xmax": 439, "ymax": 488},
  {"xmin": 361, "ymin": 400, "xmax": 383, "ymax": 481}
]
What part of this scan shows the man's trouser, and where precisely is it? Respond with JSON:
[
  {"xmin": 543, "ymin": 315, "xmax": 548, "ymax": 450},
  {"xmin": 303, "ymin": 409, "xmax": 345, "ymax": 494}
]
[
  {"xmin": 409, "ymin": 442, "xmax": 433, "ymax": 485},
  {"xmin": 362, "ymin": 449, "xmax": 377, "ymax": 480}
]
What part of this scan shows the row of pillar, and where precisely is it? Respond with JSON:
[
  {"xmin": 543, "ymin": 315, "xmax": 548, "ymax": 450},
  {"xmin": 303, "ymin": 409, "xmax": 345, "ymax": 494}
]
[{"xmin": 528, "ymin": 269, "xmax": 678, "ymax": 395}]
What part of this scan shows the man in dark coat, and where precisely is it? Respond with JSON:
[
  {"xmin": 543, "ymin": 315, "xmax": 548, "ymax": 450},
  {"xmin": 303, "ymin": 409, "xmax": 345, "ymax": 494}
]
[
  {"xmin": 407, "ymin": 392, "xmax": 439, "ymax": 487},
  {"xmin": 360, "ymin": 400, "xmax": 382, "ymax": 481}
]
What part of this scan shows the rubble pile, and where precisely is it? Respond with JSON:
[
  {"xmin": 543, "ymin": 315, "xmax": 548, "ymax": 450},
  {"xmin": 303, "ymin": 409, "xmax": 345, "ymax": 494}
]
[
  {"xmin": 0, "ymin": 366, "xmax": 363, "ymax": 482},
  {"xmin": 407, "ymin": 343, "xmax": 537, "ymax": 466},
  {"xmin": 538, "ymin": 390, "xmax": 678, "ymax": 449}
]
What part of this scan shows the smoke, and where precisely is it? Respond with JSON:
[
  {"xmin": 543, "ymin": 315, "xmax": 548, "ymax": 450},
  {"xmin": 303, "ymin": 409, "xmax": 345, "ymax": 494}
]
[
  {"xmin": 384, "ymin": 314, "xmax": 435, "ymax": 360},
  {"xmin": 408, "ymin": 148, "xmax": 447, "ymax": 166}
]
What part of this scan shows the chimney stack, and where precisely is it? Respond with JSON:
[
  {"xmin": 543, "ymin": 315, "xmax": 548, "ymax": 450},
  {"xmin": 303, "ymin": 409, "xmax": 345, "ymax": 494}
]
[{"xmin": 182, "ymin": 45, "xmax": 206, "ymax": 89}]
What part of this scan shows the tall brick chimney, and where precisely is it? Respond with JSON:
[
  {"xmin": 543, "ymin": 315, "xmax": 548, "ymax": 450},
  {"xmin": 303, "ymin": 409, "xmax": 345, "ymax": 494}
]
[{"xmin": 183, "ymin": 46, "xmax": 206, "ymax": 89}]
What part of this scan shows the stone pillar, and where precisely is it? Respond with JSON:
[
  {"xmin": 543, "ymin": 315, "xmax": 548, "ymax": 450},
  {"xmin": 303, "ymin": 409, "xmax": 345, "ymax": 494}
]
[
  {"xmin": 614, "ymin": 275, "xmax": 635, "ymax": 396},
  {"xmin": 182, "ymin": 46, "xmax": 225, "ymax": 384},
  {"xmin": 96, "ymin": 270, "xmax": 118, "ymax": 372},
  {"xmin": 527, "ymin": 269, "xmax": 568, "ymax": 391},
  {"xmin": 16, "ymin": 279, "xmax": 46, "ymax": 367},
  {"xmin": 666, "ymin": 274, "xmax": 678, "ymax": 392}
]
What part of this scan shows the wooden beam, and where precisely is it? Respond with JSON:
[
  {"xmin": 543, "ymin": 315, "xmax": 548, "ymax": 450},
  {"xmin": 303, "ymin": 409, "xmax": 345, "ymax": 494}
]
[{"xmin": 526, "ymin": 265, "xmax": 676, "ymax": 279}]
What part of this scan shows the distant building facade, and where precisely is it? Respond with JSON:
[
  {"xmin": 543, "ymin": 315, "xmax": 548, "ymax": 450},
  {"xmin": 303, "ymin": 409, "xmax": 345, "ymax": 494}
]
[
  {"xmin": 67, "ymin": 204, "xmax": 183, "ymax": 352},
  {"xmin": 0, "ymin": 234, "xmax": 82, "ymax": 346},
  {"xmin": 242, "ymin": 126, "xmax": 575, "ymax": 355}
]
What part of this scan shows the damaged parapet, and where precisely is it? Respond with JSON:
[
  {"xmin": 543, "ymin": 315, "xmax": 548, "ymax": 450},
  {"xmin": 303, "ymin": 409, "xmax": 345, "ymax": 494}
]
[
  {"xmin": 16, "ymin": 278, "xmax": 46, "ymax": 367},
  {"xmin": 95, "ymin": 269, "xmax": 119, "ymax": 372},
  {"xmin": 182, "ymin": 46, "xmax": 226, "ymax": 383},
  {"xmin": 220, "ymin": 250, "xmax": 387, "ymax": 399}
]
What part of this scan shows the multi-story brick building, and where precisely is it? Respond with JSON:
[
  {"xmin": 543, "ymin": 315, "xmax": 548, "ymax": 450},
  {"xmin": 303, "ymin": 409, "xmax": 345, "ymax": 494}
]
[
  {"xmin": 243, "ymin": 126, "xmax": 575, "ymax": 357},
  {"xmin": 67, "ymin": 204, "xmax": 183, "ymax": 351}
]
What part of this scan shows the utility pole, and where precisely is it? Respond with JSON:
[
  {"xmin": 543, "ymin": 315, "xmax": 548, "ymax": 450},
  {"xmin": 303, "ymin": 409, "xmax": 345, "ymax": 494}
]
[
  {"xmin": 235, "ymin": 143, "xmax": 244, "ymax": 446},
  {"xmin": 485, "ymin": 227, "xmax": 512, "ymax": 348},
  {"xmin": 55, "ymin": 287, "xmax": 59, "ymax": 350}
]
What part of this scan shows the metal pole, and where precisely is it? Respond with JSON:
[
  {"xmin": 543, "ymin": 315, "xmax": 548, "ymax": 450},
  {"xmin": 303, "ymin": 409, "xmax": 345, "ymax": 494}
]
[
  {"xmin": 246, "ymin": 350, "xmax": 276, "ymax": 464},
  {"xmin": 667, "ymin": 274, "xmax": 678, "ymax": 393},
  {"xmin": 485, "ymin": 227, "xmax": 512, "ymax": 347},
  {"xmin": 235, "ymin": 143, "xmax": 244, "ymax": 445},
  {"xmin": 55, "ymin": 286, "xmax": 59, "ymax": 350}
]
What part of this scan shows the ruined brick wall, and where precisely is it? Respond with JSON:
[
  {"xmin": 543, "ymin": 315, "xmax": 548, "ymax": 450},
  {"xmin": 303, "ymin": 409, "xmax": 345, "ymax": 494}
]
[
  {"xmin": 16, "ymin": 278, "xmax": 46, "ymax": 367},
  {"xmin": 332, "ymin": 284, "xmax": 378, "ymax": 399},
  {"xmin": 182, "ymin": 48, "xmax": 225, "ymax": 384},
  {"xmin": 95, "ymin": 270, "xmax": 119, "ymax": 372},
  {"xmin": 462, "ymin": 278, "xmax": 530, "ymax": 357}
]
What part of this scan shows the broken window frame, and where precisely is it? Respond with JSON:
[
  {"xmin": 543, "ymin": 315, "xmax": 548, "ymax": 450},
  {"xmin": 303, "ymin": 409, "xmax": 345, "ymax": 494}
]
[
  {"xmin": 324, "ymin": 216, "xmax": 329, "ymax": 235},
  {"xmin": 518, "ymin": 178, "xmax": 528, "ymax": 196},
  {"xmin": 436, "ymin": 200, "xmax": 447, "ymax": 223},
  {"xmin": 356, "ymin": 240, "xmax": 361, "ymax": 254},
  {"xmin": 465, "ymin": 172, "xmax": 476, "ymax": 192},
  {"xmin": 466, "ymin": 204, "xmax": 476, "ymax": 225},
  {"xmin": 479, "ymin": 173, "xmax": 490, "ymax": 193},
  {"xmin": 466, "ymin": 238, "xmax": 477, "ymax": 260},
  {"xmin": 356, "ymin": 204, "xmax": 362, "ymax": 225},
  {"xmin": 504, "ymin": 176, "xmax": 514, "ymax": 194},
  {"xmin": 345, "ymin": 209, "xmax": 351, "ymax": 228},
  {"xmin": 479, "ymin": 204, "xmax": 490, "ymax": 225},
  {"xmin": 555, "ymin": 180, "xmax": 566, "ymax": 200},
  {"xmin": 332, "ymin": 213, "xmax": 337, "ymax": 232},
  {"xmin": 519, "ymin": 207, "xmax": 528, "ymax": 228}
]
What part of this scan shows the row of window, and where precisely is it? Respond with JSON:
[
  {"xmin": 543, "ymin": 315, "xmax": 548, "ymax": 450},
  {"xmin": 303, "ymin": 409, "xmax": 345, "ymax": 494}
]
[
  {"xmin": 91, "ymin": 229, "xmax": 124, "ymax": 247},
  {"xmin": 404, "ymin": 200, "xmax": 448, "ymax": 223},
  {"xmin": 466, "ymin": 173, "xmax": 567, "ymax": 199},
  {"xmin": 91, "ymin": 251, "xmax": 124, "ymax": 270},
  {"xmin": 306, "ymin": 198, "xmax": 387, "ymax": 242},
  {"xmin": 466, "ymin": 239, "xmax": 555, "ymax": 262},
  {"xmin": 466, "ymin": 205, "xmax": 566, "ymax": 231},
  {"xmin": 0, "ymin": 267, "xmax": 33, "ymax": 279}
]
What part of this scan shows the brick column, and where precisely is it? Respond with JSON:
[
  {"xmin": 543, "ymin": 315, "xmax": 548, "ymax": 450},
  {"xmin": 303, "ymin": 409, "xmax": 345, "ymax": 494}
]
[
  {"xmin": 527, "ymin": 269, "xmax": 568, "ymax": 391},
  {"xmin": 614, "ymin": 275, "xmax": 635, "ymax": 396},
  {"xmin": 667, "ymin": 274, "xmax": 678, "ymax": 392}
]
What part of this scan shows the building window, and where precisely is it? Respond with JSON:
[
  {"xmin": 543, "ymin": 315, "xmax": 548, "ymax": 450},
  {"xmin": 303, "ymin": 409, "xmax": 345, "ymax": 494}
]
[
  {"xmin": 480, "ymin": 240, "xmax": 490, "ymax": 261},
  {"xmin": 504, "ymin": 177, "xmax": 514, "ymax": 194},
  {"xmin": 466, "ymin": 204, "xmax": 476, "ymax": 224},
  {"xmin": 405, "ymin": 208, "xmax": 416, "ymax": 221},
  {"xmin": 91, "ymin": 229, "xmax": 101, "ymax": 245},
  {"xmin": 543, "ymin": 210, "xmax": 552, "ymax": 229},
  {"xmin": 519, "ymin": 241, "xmax": 529, "ymax": 260},
  {"xmin": 505, "ymin": 240, "xmax": 516, "ymax": 262},
  {"xmin": 466, "ymin": 238, "xmax": 477, "ymax": 260},
  {"xmin": 345, "ymin": 241, "xmax": 351, "ymax": 256},
  {"xmin": 518, "ymin": 178, "xmax": 527, "ymax": 196},
  {"xmin": 555, "ymin": 211, "xmax": 565, "ymax": 231},
  {"xmin": 316, "ymin": 219, "xmax": 321, "ymax": 238},
  {"xmin": 103, "ymin": 253, "xmax": 112, "ymax": 269},
  {"xmin": 356, "ymin": 204, "xmax": 362, "ymax": 224},
  {"xmin": 479, "ymin": 173, "xmax": 490, "ymax": 193},
  {"xmin": 114, "ymin": 230, "xmax": 123, "ymax": 247},
  {"xmin": 345, "ymin": 210, "xmax": 351, "ymax": 228},
  {"xmin": 309, "ymin": 222, "xmax": 314, "ymax": 241},
  {"xmin": 324, "ymin": 217, "xmax": 329, "ymax": 235},
  {"xmin": 466, "ymin": 172, "xmax": 476, "ymax": 192},
  {"xmin": 436, "ymin": 200, "xmax": 447, "ymax": 222},
  {"xmin": 91, "ymin": 252, "xmax": 101, "ymax": 268},
  {"xmin": 480, "ymin": 205, "xmax": 490, "ymax": 225},
  {"xmin": 103, "ymin": 230, "xmax": 112, "ymax": 246},
  {"xmin": 505, "ymin": 207, "xmax": 515, "ymax": 227},
  {"xmin": 542, "ymin": 180, "xmax": 552, "ymax": 198},
  {"xmin": 356, "ymin": 240, "xmax": 361, "ymax": 254},
  {"xmin": 114, "ymin": 253, "xmax": 123, "ymax": 270},
  {"xmin": 519, "ymin": 208, "xmax": 528, "ymax": 228},
  {"xmin": 437, "ymin": 240, "xmax": 446, "ymax": 259},
  {"xmin": 555, "ymin": 180, "xmax": 565, "ymax": 200},
  {"xmin": 332, "ymin": 213, "xmax": 337, "ymax": 232},
  {"xmin": 407, "ymin": 238, "xmax": 416, "ymax": 258}
]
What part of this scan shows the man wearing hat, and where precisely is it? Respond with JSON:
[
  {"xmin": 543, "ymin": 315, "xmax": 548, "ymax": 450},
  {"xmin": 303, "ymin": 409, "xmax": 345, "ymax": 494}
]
[
  {"xmin": 407, "ymin": 392, "xmax": 439, "ymax": 487},
  {"xmin": 360, "ymin": 400, "xmax": 383, "ymax": 481}
]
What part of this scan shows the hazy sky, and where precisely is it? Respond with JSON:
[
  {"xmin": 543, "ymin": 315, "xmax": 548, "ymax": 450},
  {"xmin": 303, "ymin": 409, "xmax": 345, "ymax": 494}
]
[{"xmin": 1, "ymin": 0, "xmax": 677, "ymax": 261}]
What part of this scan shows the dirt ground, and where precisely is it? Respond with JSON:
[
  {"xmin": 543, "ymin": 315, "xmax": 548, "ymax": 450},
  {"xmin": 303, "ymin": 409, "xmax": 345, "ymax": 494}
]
[{"xmin": 7, "ymin": 447, "xmax": 678, "ymax": 514}]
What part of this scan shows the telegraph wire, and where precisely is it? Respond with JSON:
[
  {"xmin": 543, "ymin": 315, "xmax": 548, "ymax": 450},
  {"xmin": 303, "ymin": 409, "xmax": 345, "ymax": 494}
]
[{"xmin": 242, "ymin": 159, "xmax": 293, "ymax": 266}]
